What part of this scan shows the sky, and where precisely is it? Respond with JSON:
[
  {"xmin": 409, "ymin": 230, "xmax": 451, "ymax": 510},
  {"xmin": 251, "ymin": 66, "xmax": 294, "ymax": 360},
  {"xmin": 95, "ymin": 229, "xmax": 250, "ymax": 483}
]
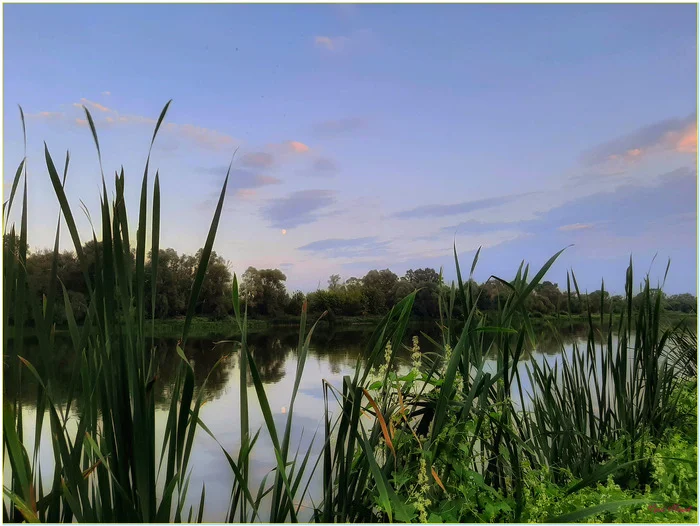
[{"xmin": 3, "ymin": 3, "xmax": 697, "ymax": 295}]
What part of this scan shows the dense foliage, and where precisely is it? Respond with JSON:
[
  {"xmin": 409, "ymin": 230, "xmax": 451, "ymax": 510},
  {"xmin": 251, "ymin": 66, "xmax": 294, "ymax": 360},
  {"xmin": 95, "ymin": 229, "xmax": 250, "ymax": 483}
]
[{"xmin": 8, "ymin": 236, "xmax": 697, "ymax": 324}]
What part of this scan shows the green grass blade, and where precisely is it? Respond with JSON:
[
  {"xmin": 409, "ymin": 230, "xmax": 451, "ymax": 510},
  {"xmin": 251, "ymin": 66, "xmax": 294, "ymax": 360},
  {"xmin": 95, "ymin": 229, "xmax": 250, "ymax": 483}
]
[
  {"xmin": 546, "ymin": 499, "xmax": 649, "ymax": 523},
  {"xmin": 3, "ymin": 159, "xmax": 25, "ymax": 230},
  {"xmin": 181, "ymin": 163, "xmax": 230, "ymax": 345},
  {"xmin": 44, "ymin": 144, "xmax": 90, "ymax": 289},
  {"xmin": 151, "ymin": 171, "xmax": 160, "ymax": 344}
]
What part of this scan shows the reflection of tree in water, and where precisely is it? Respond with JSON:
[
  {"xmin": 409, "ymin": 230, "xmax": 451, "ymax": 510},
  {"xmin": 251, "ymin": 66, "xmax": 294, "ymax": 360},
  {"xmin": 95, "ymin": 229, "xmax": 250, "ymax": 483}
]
[
  {"xmin": 307, "ymin": 329, "xmax": 369, "ymax": 374},
  {"xmin": 152, "ymin": 333, "xmax": 296, "ymax": 404},
  {"xmin": 5, "ymin": 321, "xmax": 606, "ymax": 410},
  {"xmin": 246, "ymin": 332, "xmax": 294, "ymax": 385},
  {"xmin": 4, "ymin": 336, "xmax": 238, "ymax": 409},
  {"xmin": 152, "ymin": 337, "xmax": 236, "ymax": 409},
  {"xmin": 305, "ymin": 326, "xmax": 444, "ymax": 374},
  {"xmin": 4, "ymin": 336, "xmax": 78, "ymax": 405},
  {"xmin": 481, "ymin": 322, "xmax": 593, "ymax": 360}
]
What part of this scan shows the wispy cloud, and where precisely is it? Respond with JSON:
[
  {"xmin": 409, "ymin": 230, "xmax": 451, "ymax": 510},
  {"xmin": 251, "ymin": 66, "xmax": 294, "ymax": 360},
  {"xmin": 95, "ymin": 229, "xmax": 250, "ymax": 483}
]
[
  {"xmin": 31, "ymin": 97, "xmax": 241, "ymax": 153},
  {"xmin": 333, "ymin": 4, "xmax": 358, "ymax": 20},
  {"xmin": 71, "ymin": 101, "xmax": 237, "ymax": 152},
  {"xmin": 200, "ymin": 167, "xmax": 281, "ymax": 190},
  {"xmin": 74, "ymin": 98, "xmax": 114, "ymax": 113},
  {"xmin": 28, "ymin": 111, "xmax": 65, "ymax": 121},
  {"xmin": 241, "ymin": 151, "xmax": 275, "ymax": 168},
  {"xmin": 558, "ymin": 223, "xmax": 594, "ymax": 232},
  {"xmin": 90, "ymin": 106, "xmax": 239, "ymax": 152},
  {"xmin": 234, "ymin": 188, "xmax": 258, "ymax": 201},
  {"xmin": 173, "ymin": 123, "xmax": 237, "ymax": 151},
  {"xmin": 426, "ymin": 166, "xmax": 696, "ymax": 248},
  {"xmin": 536, "ymin": 167, "xmax": 696, "ymax": 238},
  {"xmin": 261, "ymin": 189, "xmax": 335, "ymax": 229},
  {"xmin": 120, "ymin": 114, "xmax": 156, "ymax": 125},
  {"xmin": 580, "ymin": 113, "xmax": 697, "ymax": 166},
  {"xmin": 314, "ymin": 35, "xmax": 349, "ymax": 52},
  {"xmin": 197, "ymin": 168, "xmax": 281, "ymax": 210},
  {"xmin": 393, "ymin": 193, "xmax": 531, "ymax": 220},
  {"xmin": 312, "ymin": 117, "xmax": 367, "ymax": 138},
  {"xmin": 101, "ymin": 91, "xmax": 111, "ymax": 96},
  {"xmin": 298, "ymin": 236, "xmax": 391, "ymax": 258},
  {"xmin": 439, "ymin": 220, "xmax": 519, "ymax": 234},
  {"xmin": 308, "ymin": 157, "xmax": 338, "ymax": 176}
]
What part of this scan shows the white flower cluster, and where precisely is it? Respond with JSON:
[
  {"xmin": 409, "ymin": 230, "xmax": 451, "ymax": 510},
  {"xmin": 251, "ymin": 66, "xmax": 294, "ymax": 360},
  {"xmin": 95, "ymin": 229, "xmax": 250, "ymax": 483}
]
[
  {"xmin": 377, "ymin": 341, "xmax": 392, "ymax": 379},
  {"xmin": 414, "ymin": 457, "xmax": 432, "ymax": 523},
  {"xmin": 411, "ymin": 336, "xmax": 422, "ymax": 374}
]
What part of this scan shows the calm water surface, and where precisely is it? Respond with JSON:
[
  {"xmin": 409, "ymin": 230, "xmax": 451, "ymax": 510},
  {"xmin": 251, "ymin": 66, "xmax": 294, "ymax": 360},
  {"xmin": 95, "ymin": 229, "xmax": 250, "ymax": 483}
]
[{"xmin": 4, "ymin": 322, "xmax": 623, "ymax": 521}]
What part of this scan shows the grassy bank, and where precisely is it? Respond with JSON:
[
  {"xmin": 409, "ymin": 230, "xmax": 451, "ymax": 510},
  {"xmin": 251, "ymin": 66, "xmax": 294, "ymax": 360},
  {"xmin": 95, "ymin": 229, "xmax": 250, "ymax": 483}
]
[
  {"xmin": 540, "ymin": 310, "xmax": 696, "ymax": 324},
  {"xmin": 150, "ymin": 312, "xmax": 697, "ymax": 339},
  {"xmin": 4, "ymin": 102, "xmax": 696, "ymax": 523},
  {"xmin": 146, "ymin": 314, "xmax": 421, "ymax": 338},
  {"xmin": 10, "ymin": 311, "xmax": 695, "ymax": 341}
]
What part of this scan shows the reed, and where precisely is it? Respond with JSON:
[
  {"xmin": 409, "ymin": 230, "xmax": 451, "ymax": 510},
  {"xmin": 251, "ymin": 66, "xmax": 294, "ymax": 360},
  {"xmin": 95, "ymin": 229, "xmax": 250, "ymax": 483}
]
[{"xmin": 3, "ymin": 102, "xmax": 231, "ymax": 522}]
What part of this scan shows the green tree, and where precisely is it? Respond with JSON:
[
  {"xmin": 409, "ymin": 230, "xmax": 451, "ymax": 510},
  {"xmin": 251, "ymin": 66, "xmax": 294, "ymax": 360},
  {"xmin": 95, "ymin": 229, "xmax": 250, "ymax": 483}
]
[
  {"xmin": 328, "ymin": 274, "xmax": 341, "ymax": 291},
  {"xmin": 404, "ymin": 267, "xmax": 441, "ymax": 285},
  {"xmin": 587, "ymin": 289, "xmax": 611, "ymax": 314},
  {"xmin": 285, "ymin": 290, "xmax": 306, "ymax": 316},
  {"xmin": 610, "ymin": 294, "xmax": 625, "ymax": 314},
  {"xmin": 399, "ymin": 268, "xmax": 442, "ymax": 318},
  {"xmin": 535, "ymin": 281, "xmax": 563, "ymax": 314},
  {"xmin": 195, "ymin": 250, "xmax": 232, "ymax": 319},
  {"xmin": 361, "ymin": 269, "xmax": 398, "ymax": 314},
  {"xmin": 241, "ymin": 267, "xmax": 289, "ymax": 316},
  {"xmin": 145, "ymin": 248, "xmax": 185, "ymax": 318},
  {"xmin": 666, "ymin": 293, "xmax": 697, "ymax": 313},
  {"xmin": 477, "ymin": 280, "xmax": 511, "ymax": 312}
]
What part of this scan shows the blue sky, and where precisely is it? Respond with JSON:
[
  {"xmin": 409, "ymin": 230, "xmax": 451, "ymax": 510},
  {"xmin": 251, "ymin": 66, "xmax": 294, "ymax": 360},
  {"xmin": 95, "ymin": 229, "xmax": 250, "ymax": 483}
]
[{"xmin": 3, "ymin": 4, "xmax": 697, "ymax": 294}]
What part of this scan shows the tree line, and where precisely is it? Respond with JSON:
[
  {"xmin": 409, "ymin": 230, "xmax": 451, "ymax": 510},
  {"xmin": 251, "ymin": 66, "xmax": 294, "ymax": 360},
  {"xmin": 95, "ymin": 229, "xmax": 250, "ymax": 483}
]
[{"xmin": 8, "ymin": 236, "xmax": 697, "ymax": 324}]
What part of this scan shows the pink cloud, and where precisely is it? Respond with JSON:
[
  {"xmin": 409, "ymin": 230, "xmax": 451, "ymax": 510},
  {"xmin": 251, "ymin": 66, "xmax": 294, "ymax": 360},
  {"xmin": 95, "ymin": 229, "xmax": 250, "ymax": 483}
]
[
  {"xmin": 75, "ymin": 98, "xmax": 114, "ymax": 113},
  {"xmin": 287, "ymin": 140, "xmax": 310, "ymax": 154},
  {"xmin": 235, "ymin": 189, "xmax": 257, "ymax": 200},
  {"xmin": 669, "ymin": 124, "xmax": 697, "ymax": 153},
  {"xmin": 256, "ymin": 175, "xmax": 282, "ymax": 185},
  {"xmin": 585, "ymin": 114, "xmax": 697, "ymax": 168}
]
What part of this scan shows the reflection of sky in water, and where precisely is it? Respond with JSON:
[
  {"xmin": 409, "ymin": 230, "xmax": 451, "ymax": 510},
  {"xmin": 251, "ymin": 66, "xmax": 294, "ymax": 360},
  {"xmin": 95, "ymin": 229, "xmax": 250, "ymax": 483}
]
[
  {"xmin": 4, "ymin": 324, "xmax": 634, "ymax": 521},
  {"xmin": 192, "ymin": 349, "xmax": 359, "ymax": 521},
  {"xmin": 482, "ymin": 333, "xmax": 629, "ymax": 412}
]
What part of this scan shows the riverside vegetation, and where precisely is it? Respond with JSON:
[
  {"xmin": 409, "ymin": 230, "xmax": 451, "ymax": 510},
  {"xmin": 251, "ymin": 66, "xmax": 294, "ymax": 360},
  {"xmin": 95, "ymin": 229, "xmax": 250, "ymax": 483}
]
[
  {"xmin": 3, "ymin": 102, "xmax": 697, "ymax": 523},
  {"xmin": 8, "ymin": 238, "xmax": 697, "ymax": 327}
]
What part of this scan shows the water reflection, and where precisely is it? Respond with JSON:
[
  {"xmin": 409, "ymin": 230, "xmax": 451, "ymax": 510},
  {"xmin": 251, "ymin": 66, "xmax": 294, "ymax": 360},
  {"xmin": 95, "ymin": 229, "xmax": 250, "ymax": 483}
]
[
  {"xmin": 4, "ymin": 322, "xmax": 598, "ymax": 408},
  {"xmin": 3, "ymin": 322, "xmax": 623, "ymax": 522}
]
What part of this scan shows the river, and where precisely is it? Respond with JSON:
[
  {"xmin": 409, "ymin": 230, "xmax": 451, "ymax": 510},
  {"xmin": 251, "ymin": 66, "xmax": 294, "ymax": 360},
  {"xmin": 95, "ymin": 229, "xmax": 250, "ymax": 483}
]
[{"xmin": 3, "ymin": 321, "xmax": 636, "ymax": 521}]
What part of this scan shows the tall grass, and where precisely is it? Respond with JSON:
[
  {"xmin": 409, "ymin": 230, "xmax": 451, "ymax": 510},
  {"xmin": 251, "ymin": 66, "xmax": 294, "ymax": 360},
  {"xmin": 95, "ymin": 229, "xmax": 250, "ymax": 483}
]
[
  {"xmin": 3, "ymin": 102, "xmax": 232, "ymax": 522},
  {"xmin": 309, "ymin": 248, "xmax": 695, "ymax": 522},
  {"xmin": 523, "ymin": 265, "xmax": 687, "ymax": 487},
  {"xmin": 3, "ymin": 102, "xmax": 696, "ymax": 523}
]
